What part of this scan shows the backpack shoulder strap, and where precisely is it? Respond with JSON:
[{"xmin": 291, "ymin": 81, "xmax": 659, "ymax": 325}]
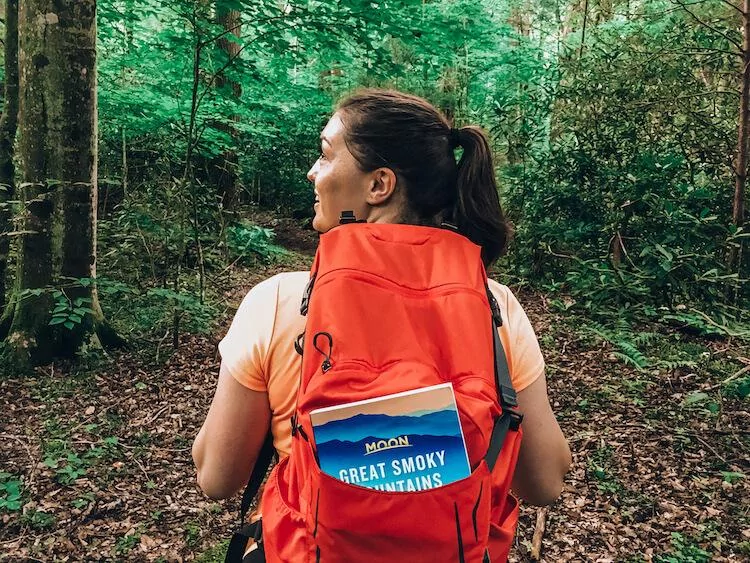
[
  {"xmin": 240, "ymin": 432, "xmax": 276, "ymax": 521},
  {"xmin": 226, "ymin": 433, "xmax": 275, "ymax": 562},
  {"xmin": 486, "ymin": 284, "xmax": 517, "ymax": 409},
  {"xmin": 484, "ymin": 284, "xmax": 523, "ymax": 472}
]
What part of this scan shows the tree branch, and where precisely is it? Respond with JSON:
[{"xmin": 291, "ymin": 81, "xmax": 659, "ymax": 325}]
[
  {"xmin": 717, "ymin": 0, "xmax": 745, "ymax": 16},
  {"xmin": 671, "ymin": 0, "xmax": 743, "ymax": 51}
]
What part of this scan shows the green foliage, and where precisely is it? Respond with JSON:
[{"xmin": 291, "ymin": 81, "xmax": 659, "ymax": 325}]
[
  {"xmin": 49, "ymin": 293, "xmax": 95, "ymax": 331},
  {"xmin": 185, "ymin": 521, "xmax": 201, "ymax": 548},
  {"xmin": 42, "ymin": 435, "xmax": 122, "ymax": 486},
  {"xmin": 196, "ymin": 540, "xmax": 231, "ymax": 563},
  {"xmin": 725, "ymin": 375, "xmax": 750, "ymax": 400},
  {"xmin": 720, "ymin": 471, "xmax": 745, "ymax": 485},
  {"xmin": 0, "ymin": 472, "xmax": 22, "ymax": 512},
  {"xmin": 655, "ymin": 532, "xmax": 711, "ymax": 563},
  {"xmin": 15, "ymin": 282, "xmax": 97, "ymax": 332},
  {"xmin": 682, "ymin": 391, "xmax": 720, "ymax": 415},
  {"xmin": 91, "ymin": 0, "xmax": 749, "ymax": 347},
  {"xmin": 582, "ymin": 320, "xmax": 698, "ymax": 374},
  {"xmin": 95, "ymin": 276, "xmax": 218, "ymax": 340},
  {"xmin": 499, "ymin": 3, "xmax": 748, "ymax": 327},
  {"xmin": 227, "ymin": 222, "xmax": 287, "ymax": 263},
  {"xmin": 71, "ymin": 492, "xmax": 96, "ymax": 510},
  {"xmin": 587, "ymin": 444, "xmax": 623, "ymax": 495},
  {"xmin": 21, "ymin": 509, "xmax": 56, "ymax": 530},
  {"xmin": 114, "ymin": 530, "xmax": 142, "ymax": 556}
]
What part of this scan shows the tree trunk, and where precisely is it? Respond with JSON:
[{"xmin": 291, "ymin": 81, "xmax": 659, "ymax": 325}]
[
  {"xmin": 213, "ymin": 6, "xmax": 241, "ymax": 213},
  {"xmin": 730, "ymin": 0, "xmax": 750, "ymax": 272},
  {"xmin": 0, "ymin": 0, "xmax": 19, "ymax": 315},
  {"xmin": 4, "ymin": 0, "xmax": 119, "ymax": 368}
]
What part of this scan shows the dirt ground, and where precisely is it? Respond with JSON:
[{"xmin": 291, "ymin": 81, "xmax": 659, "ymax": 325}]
[{"xmin": 1, "ymin": 214, "xmax": 748, "ymax": 562}]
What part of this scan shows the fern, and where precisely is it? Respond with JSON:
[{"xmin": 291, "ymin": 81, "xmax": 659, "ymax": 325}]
[
  {"xmin": 583, "ymin": 322, "xmax": 615, "ymax": 342},
  {"xmin": 633, "ymin": 331, "xmax": 659, "ymax": 346},
  {"xmin": 616, "ymin": 341, "xmax": 650, "ymax": 369},
  {"xmin": 658, "ymin": 359, "xmax": 698, "ymax": 371},
  {"xmin": 583, "ymin": 321, "xmax": 652, "ymax": 371}
]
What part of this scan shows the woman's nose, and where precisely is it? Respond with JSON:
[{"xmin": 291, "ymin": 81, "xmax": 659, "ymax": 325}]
[{"xmin": 307, "ymin": 161, "xmax": 318, "ymax": 182}]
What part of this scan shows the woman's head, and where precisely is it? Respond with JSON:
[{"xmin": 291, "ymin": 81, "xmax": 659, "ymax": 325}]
[{"xmin": 307, "ymin": 88, "xmax": 510, "ymax": 266}]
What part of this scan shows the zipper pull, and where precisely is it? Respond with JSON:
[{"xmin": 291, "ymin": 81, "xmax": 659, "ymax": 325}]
[{"xmin": 313, "ymin": 332, "xmax": 334, "ymax": 373}]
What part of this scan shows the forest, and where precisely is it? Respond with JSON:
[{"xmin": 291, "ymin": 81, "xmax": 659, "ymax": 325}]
[{"xmin": 0, "ymin": 0, "xmax": 748, "ymax": 561}]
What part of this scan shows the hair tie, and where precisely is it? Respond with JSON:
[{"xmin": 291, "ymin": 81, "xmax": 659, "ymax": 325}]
[{"xmin": 450, "ymin": 127, "xmax": 461, "ymax": 148}]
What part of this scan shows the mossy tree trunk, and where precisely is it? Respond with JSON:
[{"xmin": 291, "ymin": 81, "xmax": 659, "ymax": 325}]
[
  {"xmin": 4, "ymin": 0, "xmax": 120, "ymax": 368},
  {"xmin": 0, "ymin": 0, "xmax": 19, "ymax": 315}
]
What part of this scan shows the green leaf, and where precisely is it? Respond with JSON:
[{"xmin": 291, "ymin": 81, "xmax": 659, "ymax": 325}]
[
  {"xmin": 683, "ymin": 392, "xmax": 709, "ymax": 406},
  {"xmin": 63, "ymin": 321, "xmax": 75, "ymax": 330},
  {"xmin": 48, "ymin": 317, "xmax": 67, "ymax": 326},
  {"xmin": 73, "ymin": 307, "xmax": 95, "ymax": 315},
  {"xmin": 43, "ymin": 457, "xmax": 59, "ymax": 469},
  {"xmin": 720, "ymin": 471, "xmax": 745, "ymax": 484}
]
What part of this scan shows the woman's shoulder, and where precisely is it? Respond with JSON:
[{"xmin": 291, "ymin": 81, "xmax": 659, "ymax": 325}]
[
  {"xmin": 486, "ymin": 278, "xmax": 513, "ymax": 306},
  {"xmin": 232, "ymin": 271, "xmax": 309, "ymax": 326},
  {"xmin": 250, "ymin": 271, "xmax": 310, "ymax": 333},
  {"xmin": 273, "ymin": 271, "xmax": 312, "ymax": 311},
  {"xmin": 486, "ymin": 278, "xmax": 537, "ymax": 330},
  {"xmin": 247, "ymin": 271, "xmax": 309, "ymax": 298}
]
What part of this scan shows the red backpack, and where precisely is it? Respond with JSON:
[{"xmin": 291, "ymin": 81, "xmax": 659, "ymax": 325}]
[{"xmin": 257, "ymin": 222, "xmax": 522, "ymax": 562}]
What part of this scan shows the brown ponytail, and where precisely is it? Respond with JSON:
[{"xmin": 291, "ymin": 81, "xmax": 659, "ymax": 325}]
[
  {"xmin": 336, "ymin": 89, "xmax": 511, "ymax": 267},
  {"xmin": 453, "ymin": 126, "xmax": 510, "ymax": 266}
]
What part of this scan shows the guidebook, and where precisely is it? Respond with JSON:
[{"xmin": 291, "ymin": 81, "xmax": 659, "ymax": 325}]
[{"xmin": 309, "ymin": 382, "xmax": 471, "ymax": 492}]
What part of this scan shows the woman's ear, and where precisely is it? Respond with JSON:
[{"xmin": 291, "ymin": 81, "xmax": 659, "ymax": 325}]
[{"xmin": 366, "ymin": 167, "xmax": 398, "ymax": 206}]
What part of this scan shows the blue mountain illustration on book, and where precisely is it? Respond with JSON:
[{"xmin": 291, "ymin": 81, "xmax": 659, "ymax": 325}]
[
  {"xmin": 313, "ymin": 410, "xmax": 461, "ymax": 445},
  {"xmin": 316, "ymin": 433, "xmax": 468, "ymax": 481},
  {"xmin": 313, "ymin": 409, "xmax": 470, "ymax": 490},
  {"xmin": 310, "ymin": 383, "xmax": 471, "ymax": 490}
]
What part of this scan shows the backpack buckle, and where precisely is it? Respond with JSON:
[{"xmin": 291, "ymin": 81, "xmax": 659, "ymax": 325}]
[
  {"xmin": 500, "ymin": 385, "xmax": 518, "ymax": 408},
  {"xmin": 508, "ymin": 410, "xmax": 523, "ymax": 431},
  {"xmin": 486, "ymin": 288, "xmax": 503, "ymax": 327},
  {"xmin": 300, "ymin": 274, "xmax": 316, "ymax": 316},
  {"xmin": 339, "ymin": 210, "xmax": 365, "ymax": 224}
]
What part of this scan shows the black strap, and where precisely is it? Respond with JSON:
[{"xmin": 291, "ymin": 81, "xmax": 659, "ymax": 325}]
[
  {"xmin": 226, "ymin": 435, "xmax": 275, "ymax": 563},
  {"xmin": 484, "ymin": 284, "xmax": 522, "ymax": 471},
  {"xmin": 486, "ymin": 287, "xmax": 517, "ymax": 409},
  {"xmin": 484, "ymin": 410, "xmax": 522, "ymax": 472},
  {"xmin": 225, "ymin": 521, "xmax": 262, "ymax": 563},
  {"xmin": 225, "ymin": 519, "xmax": 267, "ymax": 563},
  {"xmin": 239, "ymin": 433, "xmax": 276, "ymax": 523},
  {"xmin": 243, "ymin": 544, "xmax": 266, "ymax": 563}
]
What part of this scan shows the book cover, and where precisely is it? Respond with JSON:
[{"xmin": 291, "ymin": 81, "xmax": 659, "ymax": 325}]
[{"xmin": 310, "ymin": 382, "xmax": 471, "ymax": 492}]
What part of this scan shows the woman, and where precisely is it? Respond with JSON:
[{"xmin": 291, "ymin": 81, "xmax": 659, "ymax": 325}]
[{"xmin": 193, "ymin": 89, "xmax": 570, "ymax": 551}]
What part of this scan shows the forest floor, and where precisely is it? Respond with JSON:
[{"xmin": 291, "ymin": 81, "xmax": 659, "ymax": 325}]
[{"xmin": 1, "ymin": 211, "xmax": 748, "ymax": 562}]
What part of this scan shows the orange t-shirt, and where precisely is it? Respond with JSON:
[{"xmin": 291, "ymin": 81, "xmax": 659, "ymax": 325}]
[{"xmin": 218, "ymin": 271, "xmax": 545, "ymax": 457}]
